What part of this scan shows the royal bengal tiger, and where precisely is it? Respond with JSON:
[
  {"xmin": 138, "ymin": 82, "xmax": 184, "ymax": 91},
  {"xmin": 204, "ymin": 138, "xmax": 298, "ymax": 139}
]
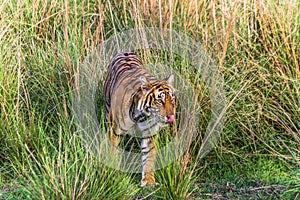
[{"xmin": 103, "ymin": 52, "xmax": 176, "ymax": 187}]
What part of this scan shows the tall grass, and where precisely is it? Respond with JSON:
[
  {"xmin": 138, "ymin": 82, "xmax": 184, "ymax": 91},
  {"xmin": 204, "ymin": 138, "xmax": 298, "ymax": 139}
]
[{"xmin": 1, "ymin": 0, "xmax": 299, "ymax": 199}]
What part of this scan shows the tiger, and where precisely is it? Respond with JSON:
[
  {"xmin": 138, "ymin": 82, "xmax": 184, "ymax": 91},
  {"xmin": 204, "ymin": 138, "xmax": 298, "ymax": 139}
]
[{"xmin": 103, "ymin": 52, "xmax": 176, "ymax": 187}]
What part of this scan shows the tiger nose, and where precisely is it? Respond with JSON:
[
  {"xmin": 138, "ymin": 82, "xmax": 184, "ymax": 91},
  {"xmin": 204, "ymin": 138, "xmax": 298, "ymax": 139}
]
[{"xmin": 167, "ymin": 115, "xmax": 175, "ymax": 123}]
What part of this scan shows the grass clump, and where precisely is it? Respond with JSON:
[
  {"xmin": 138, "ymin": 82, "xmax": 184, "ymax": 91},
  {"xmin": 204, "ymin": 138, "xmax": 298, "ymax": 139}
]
[{"xmin": 9, "ymin": 124, "xmax": 138, "ymax": 200}]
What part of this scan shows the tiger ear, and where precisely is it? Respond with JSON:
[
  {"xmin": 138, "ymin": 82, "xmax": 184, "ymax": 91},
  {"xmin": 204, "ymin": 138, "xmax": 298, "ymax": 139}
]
[
  {"xmin": 140, "ymin": 76, "xmax": 147, "ymax": 85},
  {"xmin": 140, "ymin": 76, "xmax": 149, "ymax": 95},
  {"xmin": 165, "ymin": 74, "xmax": 174, "ymax": 86}
]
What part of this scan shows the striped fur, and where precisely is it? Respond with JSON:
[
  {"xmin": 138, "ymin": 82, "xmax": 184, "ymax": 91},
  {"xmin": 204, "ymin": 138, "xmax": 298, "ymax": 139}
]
[{"xmin": 103, "ymin": 52, "xmax": 176, "ymax": 187}]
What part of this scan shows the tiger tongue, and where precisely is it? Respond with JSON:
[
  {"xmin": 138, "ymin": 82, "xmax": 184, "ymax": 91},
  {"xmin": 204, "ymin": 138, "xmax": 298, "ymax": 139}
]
[{"xmin": 167, "ymin": 115, "xmax": 175, "ymax": 123}]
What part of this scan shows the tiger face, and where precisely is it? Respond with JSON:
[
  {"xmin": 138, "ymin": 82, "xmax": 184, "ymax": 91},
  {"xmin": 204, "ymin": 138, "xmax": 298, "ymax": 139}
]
[{"xmin": 135, "ymin": 75, "xmax": 176, "ymax": 126}]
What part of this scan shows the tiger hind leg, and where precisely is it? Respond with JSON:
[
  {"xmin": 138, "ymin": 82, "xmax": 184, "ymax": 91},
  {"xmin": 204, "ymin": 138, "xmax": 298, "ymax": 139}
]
[
  {"xmin": 140, "ymin": 137, "xmax": 157, "ymax": 187},
  {"xmin": 107, "ymin": 110, "xmax": 122, "ymax": 147},
  {"xmin": 108, "ymin": 127, "xmax": 121, "ymax": 147},
  {"xmin": 106, "ymin": 123, "xmax": 124, "ymax": 170},
  {"xmin": 106, "ymin": 111, "xmax": 124, "ymax": 169}
]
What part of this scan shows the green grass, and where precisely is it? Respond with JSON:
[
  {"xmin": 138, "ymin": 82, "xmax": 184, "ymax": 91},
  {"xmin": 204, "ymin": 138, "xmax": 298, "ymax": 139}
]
[
  {"xmin": 193, "ymin": 155, "xmax": 300, "ymax": 199},
  {"xmin": 1, "ymin": 0, "xmax": 299, "ymax": 199}
]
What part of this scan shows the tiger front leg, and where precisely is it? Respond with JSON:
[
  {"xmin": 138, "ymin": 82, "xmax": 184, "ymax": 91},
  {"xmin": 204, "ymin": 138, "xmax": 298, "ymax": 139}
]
[{"xmin": 140, "ymin": 136, "xmax": 157, "ymax": 187}]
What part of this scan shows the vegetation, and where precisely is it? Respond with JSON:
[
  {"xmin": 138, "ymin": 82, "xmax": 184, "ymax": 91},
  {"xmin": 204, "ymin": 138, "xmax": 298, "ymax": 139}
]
[{"xmin": 1, "ymin": 0, "xmax": 299, "ymax": 199}]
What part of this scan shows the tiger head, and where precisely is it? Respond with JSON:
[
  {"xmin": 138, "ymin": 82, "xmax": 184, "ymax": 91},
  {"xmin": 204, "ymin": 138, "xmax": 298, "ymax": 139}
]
[{"xmin": 134, "ymin": 75, "xmax": 176, "ymax": 125}]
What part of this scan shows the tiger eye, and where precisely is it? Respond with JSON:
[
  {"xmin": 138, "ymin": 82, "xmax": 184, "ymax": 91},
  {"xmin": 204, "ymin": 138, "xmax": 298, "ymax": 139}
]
[{"xmin": 159, "ymin": 93, "xmax": 165, "ymax": 99}]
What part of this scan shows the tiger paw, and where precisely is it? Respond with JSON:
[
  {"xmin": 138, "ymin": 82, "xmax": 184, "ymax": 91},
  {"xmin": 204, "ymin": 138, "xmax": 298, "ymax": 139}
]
[
  {"xmin": 140, "ymin": 175, "xmax": 157, "ymax": 188},
  {"xmin": 140, "ymin": 181, "xmax": 158, "ymax": 188}
]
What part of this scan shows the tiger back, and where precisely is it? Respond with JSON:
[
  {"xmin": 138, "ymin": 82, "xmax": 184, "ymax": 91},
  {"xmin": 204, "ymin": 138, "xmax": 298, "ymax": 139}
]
[{"xmin": 103, "ymin": 52, "xmax": 176, "ymax": 187}]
